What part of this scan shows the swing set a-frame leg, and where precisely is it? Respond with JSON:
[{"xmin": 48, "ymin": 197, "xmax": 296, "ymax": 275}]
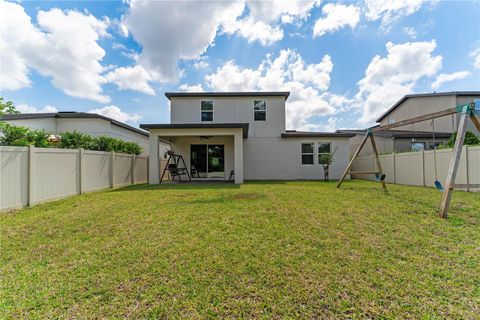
[
  {"xmin": 337, "ymin": 131, "xmax": 370, "ymax": 188},
  {"xmin": 369, "ymin": 134, "xmax": 387, "ymax": 191},
  {"xmin": 439, "ymin": 109, "xmax": 470, "ymax": 218}
]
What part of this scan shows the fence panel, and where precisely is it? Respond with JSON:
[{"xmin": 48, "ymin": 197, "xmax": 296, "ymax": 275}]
[
  {"xmin": 380, "ymin": 154, "xmax": 395, "ymax": 183},
  {"xmin": 395, "ymin": 152, "xmax": 424, "ymax": 186},
  {"xmin": 1, "ymin": 146, "xmax": 154, "ymax": 211},
  {"xmin": 352, "ymin": 146, "xmax": 479, "ymax": 191},
  {"xmin": 33, "ymin": 148, "xmax": 79, "ymax": 204},
  {"xmin": 114, "ymin": 153, "xmax": 133, "ymax": 187},
  {"xmin": 83, "ymin": 150, "xmax": 110, "ymax": 192},
  {"xmin": 0, "ymin": 147, "xmax": 29, "ymax": 210},
  {"xmin": 134, "ymin": 156, "xmax": 148, "ymax": 183}
]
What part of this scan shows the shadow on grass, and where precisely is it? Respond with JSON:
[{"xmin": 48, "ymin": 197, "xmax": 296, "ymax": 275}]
[
  {"xmin": 186, "ymin": 192, "xmax": 267, "ymax": 204},
  {"xmin": 112, "ymin": 182, "xmax": 241, "ymax": 191}
]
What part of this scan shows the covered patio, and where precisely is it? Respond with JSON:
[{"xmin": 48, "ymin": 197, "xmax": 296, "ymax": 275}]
[{"xmin": 140, "ymin": 123, "xmax": 248, "ymax": 184}]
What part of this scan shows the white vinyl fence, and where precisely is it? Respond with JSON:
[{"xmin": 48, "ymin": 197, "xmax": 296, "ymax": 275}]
[
  {"xmin": 351, "ymin": 146, "xmax": 480, "ymax": 191},
  {"xmin": 0, "ymin": 146, "xmax": 149, "ymax": 211}
]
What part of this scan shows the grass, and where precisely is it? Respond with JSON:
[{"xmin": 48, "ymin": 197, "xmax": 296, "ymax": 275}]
[{"xmin": 1, "ymin": 180, "xmax": 480, "ymax": 319}]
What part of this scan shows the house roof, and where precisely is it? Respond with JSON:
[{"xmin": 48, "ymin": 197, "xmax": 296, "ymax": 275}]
[
  {"xmin": 376, "ymin": 91, "xmax": 480, "ymax": 122},
  {"xmin": 335, "ymin": 129, "xmax": 452, "ymax": 139},
  {"xmin": 0, "ymin": 112, "xmax": 148, "ymax": 137},
  {"xmin": 139, "ymin": 123, "xmax": 250, "ymax": 138},
  {"xmin": 165, "ymin": 91, "xmax": 290, "ymax": 100},
  {"xmin": 281, "ymin": 131, "xmax": 356, "ymax": 138}
]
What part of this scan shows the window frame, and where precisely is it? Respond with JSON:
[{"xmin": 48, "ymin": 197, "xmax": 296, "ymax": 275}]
[
  {"xmin": 317, "ymin": 141, "xmax": 332, "ymax": 164},
  {"xmin": 201, "ymin": 100, "xmax": 214, "ymax": 122},
  {"xmin": 253, "ymin": 100, "xmax": 267, "ymax": 121},
  {"xmin": 301, "ymin": 142, "xmax": 315, "ymax": 166}
]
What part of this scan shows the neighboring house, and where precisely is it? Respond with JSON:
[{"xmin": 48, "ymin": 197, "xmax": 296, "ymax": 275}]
[
  {"xmin": 377, "ymin": 91, "xmax": 480, "ymax": 134},
  {"xmin": 340, "ymin": 91, "xmax": 480, "ymax": 156},
  {"xmin": 0, "ymin": 112, "xmax": 169, "ymax": 156},
  {"xmin": 337, "ymin": 128, "xmax": 452, "ymax": 156},
  {"xmin": 141, "ymin": 92, "xmax": 354, "ymax": 184}
]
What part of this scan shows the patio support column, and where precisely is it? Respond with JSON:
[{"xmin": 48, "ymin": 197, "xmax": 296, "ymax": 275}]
[
  {"xmin": 234, "ymin": 130, "xmax": 244, "ymax": 184},
  {"xmin": 149, "ymin": 132, "xmax": 160, "ymax": 184}
]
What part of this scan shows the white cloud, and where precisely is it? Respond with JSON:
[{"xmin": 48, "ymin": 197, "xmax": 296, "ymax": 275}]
[
  {"xmin": 356, "ymin": 40, "xmax": 442, "ymax": 124},
  {"xmin": 17, "ymin": 104, "xmax": 58, "ymax": 113},
  {"xmin": 105, "ymin": 65, "xmax": 155, "ymax": 95},
  {"xmin": 313, "ymin": 3, "xmax": 361, "ymax": 37},
  {"xmin": 364, "ymin": 0, "xmax": 426, "ymax": 29},
  {"xmin": 194, "ymin": 60, "xmax": 209, "ymax": 70},
  {"xmin": 223, "ymin": 18, "xmax": 284, "ymax": 46},
  {"xmin": 205, "ymin": 49, "xmax": 344, "ymax": 130},
  {"xmin": 403, "ymin": 26, "xmax": 417, "ymax": 39},
  {"xmin": 221, "ymin": 0, "xmax": 321, "ymax": 45},
  {"xmin": 471, "ymin": 48, "xmax": 480, "ymax": 69},
  {"xmin": 122, "ymin": 1, "xmax": 321, "ymax": 82},
  {"xmin": 88, "ymin": 105, "xmax": 142, "ymax": 124},
  {"xmin": 431, "ymin": 71, "xmax": 471, "ymax": 90},
  {"xmin": 123, "ymin": 0, "xmax": 244, "ymax": 83},
  {"xmin": 179, "ymin": 84, "xmax": 204, "ymax": 92},
  {"xmin": 0, "ymin": 2, "xmax": 110, "ymax": 103}
]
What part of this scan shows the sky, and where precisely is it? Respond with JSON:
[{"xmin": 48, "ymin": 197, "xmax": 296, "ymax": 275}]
[{"xmin": 0, "ymin": 0, "xmax": 479, "ymax": 131}]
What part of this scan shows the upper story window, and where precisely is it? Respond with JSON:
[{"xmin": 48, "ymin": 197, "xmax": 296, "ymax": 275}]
[
  {"xmin": 201, "ymin": 101, "xmax": 213, "ymax": 122},
  {"xmin": 254, "ymin": 100, "xmax": 266, "ymax": 121},
  {"xmin": 301, "ymin": 143, "xmax": 314, "ymax": 165}
]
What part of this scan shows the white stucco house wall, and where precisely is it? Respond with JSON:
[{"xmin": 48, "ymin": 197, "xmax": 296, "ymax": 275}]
[
  {"xmin": 0, "ymin": 112, "xmax": 169, "ymax": 156},
  {"xmin": 141, "ymin": 92, "xmax": 354, "ymax": 184}
]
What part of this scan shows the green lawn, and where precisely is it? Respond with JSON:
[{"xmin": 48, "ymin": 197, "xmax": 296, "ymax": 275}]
[{"xmin": 1, "ymin": 181, "xmax": 479, "ymax": 319}]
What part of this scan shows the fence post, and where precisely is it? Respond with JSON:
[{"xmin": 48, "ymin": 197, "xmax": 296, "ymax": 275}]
[
  {"xmin": 110, "ymin": 151, "xmax": 115, "ymax": 188},
  {"xmin": 78, "ymin": 148, "xmax": 84, "ymax": 194},
  {"xmin": 465, "ymin": 146, "xmax": 469, "ymax": 192},
  {"xmin": 393, "ymin": 152, "xmax": 396, "ymax": 184},
  {"xmin": 28, "ymin": 145, "xmax": 35, "ymax": 206},
  {"xmin": 421, "ymin": 150, "xmax": 426, "ymax": 187},
  {"xmin": 131, "ymin": 154, "xmax": 135, "ymax": 185}
]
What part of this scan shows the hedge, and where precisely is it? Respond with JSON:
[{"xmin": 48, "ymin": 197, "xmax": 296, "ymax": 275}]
[{"xmin": 0, "ymin": 122, "xmax": 143, "ymax": 155}]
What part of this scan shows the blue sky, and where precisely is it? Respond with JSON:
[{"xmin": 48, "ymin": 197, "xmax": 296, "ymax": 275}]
[{"xmin": 1, "ymin": 0, "xmax": 479, "ymax": 131}]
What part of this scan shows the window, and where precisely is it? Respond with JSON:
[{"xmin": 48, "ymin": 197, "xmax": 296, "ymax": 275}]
[
  {"xmin": 201, "ymin": 101, "xmax": 213, "ymax": 121},
  {"xmin": 411, "ymin": 142, "xmax": 425, "ymax": 151},
  {"xmin": 317, "ymin": 142, "xmax": 331, "ymax": 164},
  {"xmin": 254, "ymin": 100, "xmax": 266, "ymax": 121},
  {"xmin": 301, "ymin": 143, "xmax": 314, "ymax": 165}
]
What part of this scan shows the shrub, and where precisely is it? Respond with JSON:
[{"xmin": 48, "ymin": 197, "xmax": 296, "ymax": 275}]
[
  {"xmin": 0, "ymin": 123, "xmax": 143, "ymax": 155},
  {"xmin": 0, "ymin": 122, "xmax": 50, "ymax": 147},
  {"xmin": 447, "ymin": 130, "xmax": 480, "ymax": 147}
]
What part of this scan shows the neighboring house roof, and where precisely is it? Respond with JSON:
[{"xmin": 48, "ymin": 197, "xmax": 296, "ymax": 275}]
[
  {"xmin": 140, "ymin": 123, "xmax": 250, "ymax": 138},
  {"xmin": 376, "ymin": 91, "xmax": 480, "ymax": 122},
  {"xmin": 165, "ymin": 91, "xmax": 290, "ymax": 100},
  {"xmin": 281, "ymin": 130, "xmax": 355, "ymax": 138},
  {"xmin": 0, "ymin": 112, "xmax": 148, "ymax": 137},
  {"xmin": 336, "ymin": 129, "xmax": 452, "ymax": 139}
]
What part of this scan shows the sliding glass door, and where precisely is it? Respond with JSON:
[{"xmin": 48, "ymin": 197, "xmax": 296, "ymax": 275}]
[{"xmin": 191, "ymin": 145, "xmax": 224, "ymax": 178}]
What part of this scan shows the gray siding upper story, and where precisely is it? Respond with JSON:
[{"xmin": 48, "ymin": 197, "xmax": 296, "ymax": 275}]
[{"xmin": 168, "ymin": 95, "xmax": 287, "ymax": 138}]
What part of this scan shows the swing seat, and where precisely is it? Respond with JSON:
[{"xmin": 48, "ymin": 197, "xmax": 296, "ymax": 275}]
[
  {"xmin": 375, "ymin": 173, "xmax": 386, "ymax": 181},
  {"xmin": 434, "ymin": 180, "xmax": 444, "ymax": 192}
]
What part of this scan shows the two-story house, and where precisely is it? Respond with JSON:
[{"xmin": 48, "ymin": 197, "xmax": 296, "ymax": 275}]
[{"xmin": 140, "ymin": 92, "xmax": 354, "ymax": 184}]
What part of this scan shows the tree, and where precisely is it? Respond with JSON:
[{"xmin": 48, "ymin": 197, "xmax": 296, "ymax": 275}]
[
  {"xmin": 447, "ymin": 130, "xmax": 480, "ymax": 147},
  {"xmin": 0, "ymin": 97, "xmax": 19, "ymax": 116},
  {"xmin": 318, "ymin": 146, "xmax": 338, "ymax": 181}
]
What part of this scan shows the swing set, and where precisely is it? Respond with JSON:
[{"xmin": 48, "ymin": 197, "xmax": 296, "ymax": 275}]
[{"xmin": 337, "ymin": 100, "xmax": 480, "ymax": 218}]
